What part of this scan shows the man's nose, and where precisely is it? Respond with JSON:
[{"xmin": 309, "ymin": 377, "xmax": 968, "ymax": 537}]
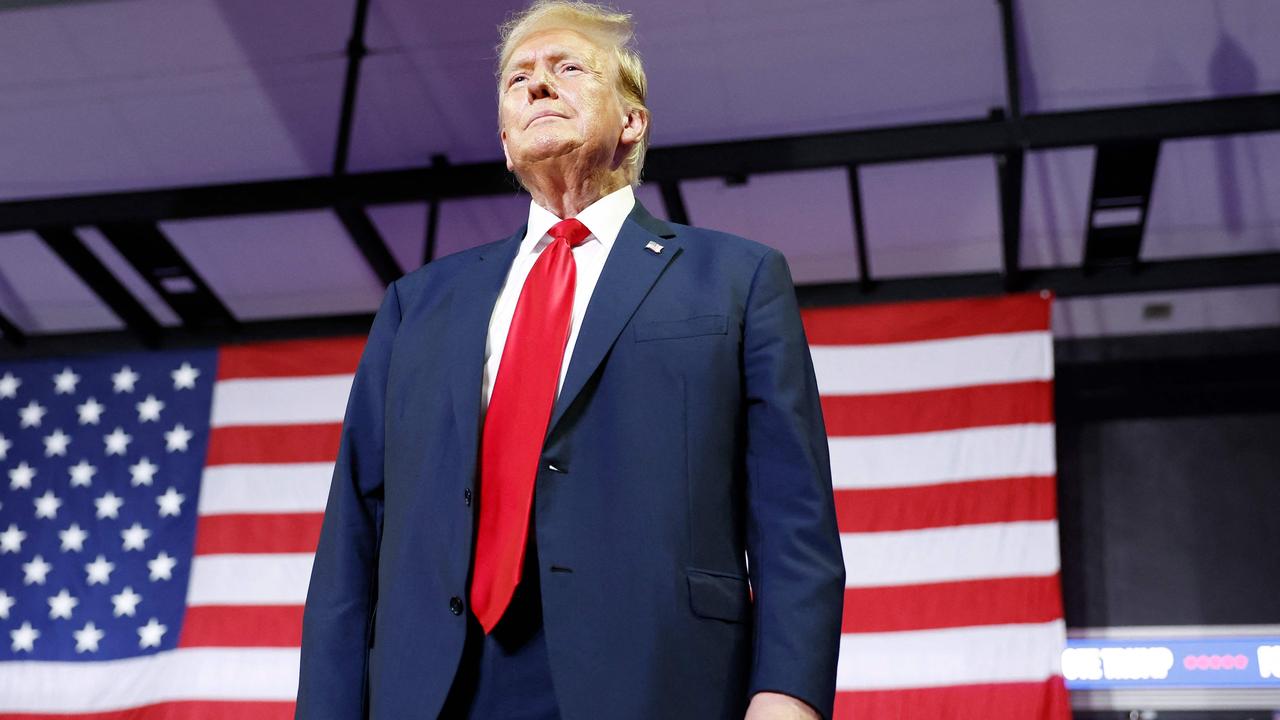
[{"xmin": 526, "ymin": 70, "xmax": 557, "ymax": 99}]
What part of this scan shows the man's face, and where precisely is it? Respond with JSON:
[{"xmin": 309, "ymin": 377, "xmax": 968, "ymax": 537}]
[{"xmin": 498, "ymin": 28, "xmax": 631, "ymax": 175}]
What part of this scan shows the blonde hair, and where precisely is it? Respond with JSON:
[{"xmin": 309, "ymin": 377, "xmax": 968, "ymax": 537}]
[{"xmin": 497, "ymin": 0, "xmax": 650, "ymax": 185}]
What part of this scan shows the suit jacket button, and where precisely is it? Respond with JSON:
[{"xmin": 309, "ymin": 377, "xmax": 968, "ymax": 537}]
[
  {"xmin": 463, "ymin": 488, "xmax": 472, "ymax": 506},
  {"xmin": 449, "ymin": 596, "xmax": 464, "ymax": 616}
]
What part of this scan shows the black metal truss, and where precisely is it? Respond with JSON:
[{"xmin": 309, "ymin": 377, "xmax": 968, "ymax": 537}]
[
  {"xmin": 2, "ymin": 93, "xmax": 1275, "ymax": 234},
  {"xmin": 1083, "ymin": 140, "xmax": 1161, "ymax": 268},
  {"xmin": 1, "ymin": 92, "xmax": 1277, "ymax": 351},
  {"xmin": 4, "ymin": 250, "xmax": 1278, "ymax": 360},
  {"xmin": 97, "ymin": 221, "xmax": 236, "ymax": 330},
  {"xmin": 0, "ymin": 310, "xmax": 25, "ymax": 347},
  {"xmin": 35, "ymin": 227, "xmax": 164, "ymax": 347}
]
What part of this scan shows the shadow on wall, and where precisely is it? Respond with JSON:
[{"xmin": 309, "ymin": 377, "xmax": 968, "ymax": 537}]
[{"xmin": 1207, "ymin": 0, "xmax": 1261, "ymax": 240}]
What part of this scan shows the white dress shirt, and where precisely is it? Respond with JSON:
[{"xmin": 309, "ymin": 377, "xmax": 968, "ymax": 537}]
[{"xmin": 481, "ymin": 184, "xmax": 636, "ymax": 415}]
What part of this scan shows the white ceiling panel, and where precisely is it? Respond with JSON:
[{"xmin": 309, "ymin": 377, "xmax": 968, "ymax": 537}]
[
  {"xmin": 861, "ymin": 156, "xmax": 1002, "ymax": 278},
  {"xmin": 0, "ymin": 231, "xmax": 120, "ymax": 333},
  {"xmin": 1017, "ymin": 0, "xmax": 1280, "ymax": 112},
  {"xmin": 432, "ymin": 193, "xmax": 531, "ymax": 260},
  {"xmin": 0, "ymin": 0, "xmax": 349, "ymax": 199},
  {"xmin": 161, "ymin": 211, "xmax": 384, "ymax": 320},
  {"xmin": 1022, "ymin": 148, "xmax": 1094, "ymax": 269},
  {"xmin": 367, "ymin": 202, "xmax": 428, "ymax": 275},
  {"xmin": 640, "ymin": 0, "xmax": 1005, "ymax": 145},
  {"xmin": 634, "ymin": 183, "xmax": 668, "ymax": 222},
  {"xmin": 1144, "ymin": 132, "xmax": 1280, "ymax": 261},
  {"xmin": 681, "ymin": 169, "xmax": 858, "ymax": 285}
]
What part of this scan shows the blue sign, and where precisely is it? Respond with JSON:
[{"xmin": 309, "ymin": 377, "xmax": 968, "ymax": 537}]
[{"xmin": 1064, "ymin": 637, "xmax": 1280, "ymax": 689}]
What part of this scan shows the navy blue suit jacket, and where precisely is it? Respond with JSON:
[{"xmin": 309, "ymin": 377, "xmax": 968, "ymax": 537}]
[{"xmin": 295, "ymin": 200, "xmax": 845, "ymax": 720}]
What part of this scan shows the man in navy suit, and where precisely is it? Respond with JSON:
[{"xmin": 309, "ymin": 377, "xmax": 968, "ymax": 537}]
[{"xmin": 295, "ymin": 2, "xmax": 844, "ymax": 718}]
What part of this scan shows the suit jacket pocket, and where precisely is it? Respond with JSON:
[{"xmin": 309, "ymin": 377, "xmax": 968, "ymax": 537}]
[
  {"xmin": 687, "ymin": 568, "xmax": 752, "ymax": 623},
  {"xmin": 635, "ymin": 314, "xmax": 727, "ymax": 342}
]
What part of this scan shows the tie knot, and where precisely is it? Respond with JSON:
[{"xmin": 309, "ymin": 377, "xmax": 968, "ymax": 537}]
[{"xmin": 549, "ymin": 218, "xmax": 592, "ymax": 248}]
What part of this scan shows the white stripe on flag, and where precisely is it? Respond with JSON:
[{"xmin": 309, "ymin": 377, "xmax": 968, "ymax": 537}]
[
  {"xmin": 211, "ymin": 374, "xmax": 354, "ymax": 427},
  {"xmin": 811, "ymin": 331, "xmax": 1052, "ymax": 395},
  {"xmin": 0, "ymin": 647, "xmax": 299, "ymax": 712},
  {"xmin": 829, "ymin": 424, "xmax": 1056, "ymax": 490},
  {"xmin": 188, "ymin": 553, "xmax": 314, "ymax": 605},
  {"xmin": 198, "ymin": 463, "xmax": 334, "ymax": 515},
  {"xmin": 836, "ymin": 620, "xmax": 1066, "ymax": 690},
  {"xmin": 842, "ymin": 521, "xmax": 1060, "ymax": 588}
]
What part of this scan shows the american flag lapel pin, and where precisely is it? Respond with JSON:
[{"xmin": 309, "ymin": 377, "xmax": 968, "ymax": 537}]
[{"xmin": 645, "ymin": 240, "xmax": 664, "ymax": 254}]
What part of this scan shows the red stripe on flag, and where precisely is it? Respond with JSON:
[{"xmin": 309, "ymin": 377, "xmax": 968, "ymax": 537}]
[
  {"xmin": 802, "ymin": 292, "xmax": 1050, "ymax": 345},
  {"xmin": 194, "ymin": 513, "xmax": 324, "ymax": 555},
  {"xmin": 178, "ymin": 606, "xmax": 304, "ymax": 647},
  {"xmin": 834, "ymin": 476, "xmax": 1057, "ymax": 533},
  {"xmin": 205, "ymin": 424, "xmax": 342, "ymax": 465},
  {"xmin": 834, "ymin": 677, "xmax": 1070, "ymax": 720},
  {"xmin": 822, "ymin": 381, "xmax": 1052, "ymax": 437},
  {"xmin": 217, "ymin": 337, "xmax": 366, "ymax": 380},
  {"xmin": 0, "ymin": 701, "xmax": 296, "ymax": 720},
  {"xmin": 842, "ymin": 576, "xmax": 1065, "ymax": 633}
]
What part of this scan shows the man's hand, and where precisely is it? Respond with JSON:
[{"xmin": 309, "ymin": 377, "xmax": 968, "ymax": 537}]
[{"xmin": 744, "ymin": 691, "xmax": 822, "ymax": 720}]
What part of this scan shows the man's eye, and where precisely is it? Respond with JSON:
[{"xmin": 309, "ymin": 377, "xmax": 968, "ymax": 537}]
[
  {"xmin": 562, "ymin": 64, "xmax": 581, "ymax": 72},
  {"xmin": 509, "ymin": 74, "xmax": 527, "ymax": 86}
]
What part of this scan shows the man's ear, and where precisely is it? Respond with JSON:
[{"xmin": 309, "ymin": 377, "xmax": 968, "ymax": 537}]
[
  {"xmin": 619, "ymin": 107, "xmax": 648, "ymax": 147},
  {"xmin": 500, "ymin": 130, "xmax": 514, "ymax": 172}
]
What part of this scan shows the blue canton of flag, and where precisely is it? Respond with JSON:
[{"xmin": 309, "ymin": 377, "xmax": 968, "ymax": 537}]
[{"xmin": 0, "ymin": 349, "xmax": 215, "ymax": 661}]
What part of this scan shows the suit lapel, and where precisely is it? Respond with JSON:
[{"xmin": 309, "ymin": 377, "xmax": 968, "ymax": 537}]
[
  {"xmin": 448, "ymin": 227, "xmax": 524, "ymax": 477},
  {"xmin": 545, "ymin": 200, "xmax": 679, "ymax": 440}
]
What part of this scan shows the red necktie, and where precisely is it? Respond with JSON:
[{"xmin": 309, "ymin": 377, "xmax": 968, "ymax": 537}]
[{"xmin": 470, "ymin": 217, "xmax": 592, "ymax": 633}]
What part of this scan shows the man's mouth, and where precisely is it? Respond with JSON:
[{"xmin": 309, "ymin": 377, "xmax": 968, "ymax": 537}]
[{"xmin": 526, "ymin": 113, "xmax": 566, "ymax": 127}]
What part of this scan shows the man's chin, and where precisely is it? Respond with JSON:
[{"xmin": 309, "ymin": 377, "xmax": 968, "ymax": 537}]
[{"xmin": 513, "ymin": 140, "xmax": 581, "ymax": 166}]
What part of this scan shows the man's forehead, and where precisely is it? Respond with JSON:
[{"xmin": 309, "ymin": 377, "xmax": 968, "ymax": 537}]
[{"xmin": 504, "ymin": 28, "xmax": 607, "ymax": 70}]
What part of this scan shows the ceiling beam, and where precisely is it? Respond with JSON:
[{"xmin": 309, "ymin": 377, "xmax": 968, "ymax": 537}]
[
  {"xmin": 1082, "ymin": 140, "xmax": 1162, "ymax": 268},
  {"xmin": 799, "ymin": 250, "xmax": 1280, "ymax": 307},
  {"xmin": 333, "ymin": 0, "xmax": 371, "ymax": 175},
  {"xmin": 4, "ymin": 250, "xmax": 1277, "ymax": 360},
  {"xmin": 2, "ymin": 93, "xmax": 1275, "ymax": 233},
  {"xmin": 36, "ymin": 226, "xmax": 164, "ymax": 347},
  {"xmin": 659, "ymin": 181, "xmax": 689, "ymax": 225},
  {"xmin": 0, "ymin": 310, "xmax": 26, "ymax": 348},
  {"xmin": 97, "ymin": 221, "xmax": 237, "ymax": 329},
  {"xmin": 845, "ymin": 165, "xmax": 872, "ymax": 292},
  {"xmin": 335, "ymin": 204, "xmax": 402, "ymax": 286}
]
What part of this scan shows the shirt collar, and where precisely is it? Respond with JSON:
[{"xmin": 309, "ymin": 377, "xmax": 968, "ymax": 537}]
[{"xmin": 522, "ymin": 184, "xmax": 636, "ymax": 254}]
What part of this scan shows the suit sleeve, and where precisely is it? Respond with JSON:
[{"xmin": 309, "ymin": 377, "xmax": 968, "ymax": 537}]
[
  {"xmin": 742, "ymin": 249, "xmax": 845, "ymax": 720},
  {"xmin": 296, "ymin": 281, "xmax": 402, "ymax": 719}
]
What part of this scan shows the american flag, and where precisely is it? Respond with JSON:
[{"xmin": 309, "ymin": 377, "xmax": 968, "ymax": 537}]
[
  {"xmin": 805, "ymin": 292, "xmax": 1071, "ymax": 719},
  {"xmin": 0, "ymin": 293, "xmax": 1068, "ymax": 718},
  {"xmin": 0, "ymin": 339, "xmax": 363, "ymax": 718}
]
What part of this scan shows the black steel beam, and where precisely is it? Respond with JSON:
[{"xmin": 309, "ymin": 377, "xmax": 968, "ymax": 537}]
[
  {"xmin": 422, "ymin": 199, "xmax": 440, "ymax": 267},
  {"xmin": 996, "ymin": 0, "xmax": 1022, "ymax": 119},
  {"xmin": 799, "ymin": 250, "xmax": 1280, "ymax": 307},
  {"xmin": 1082, "ymin": 140, "xmax": 1161, "ymax": 268},
  {"xmin": 644, "ymin": 93, "xmax": 1280, "ymax": 181},
  {"xmin": 97, "ymin": 221, "xmax": 236, "ymax": 329},
  {"xmin": 996, "ymin": 149, "xmax": 1026, "ymax": 291},
  {"xmin": 0, "ymin": 310, "xmax": 25, "ymax": 347},
  {"xmin": 4, "ymin": 251, "xmax": 1277, "ymax": 359},
  {"xmin": 660, "ymin": 181, "xmax": 689, "ymax": 225},
  {"xmin": 0, "ymin": 312, "xmax": 377, "ymax": 361},
  {"xmin": 421, "ymin": 153, "xmax": 450, "ymax": 267},
  {"xmin": 333, "ymin": 0, "xmax": 372, "ymax": 175},
  {"xmin": 845, "ymin": 165, "xmax": 872, "ymax": 292},
  {"xmin": 335, "ymin": 204, "xmax": 403, "ymax": 286},
  {"xmin": 2, "ymin": 93, "xmax": 1276, "ymax": 233},
  {"xmin": 36, "ymin": 227, "xmax": 164, "ymax": 347}
]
